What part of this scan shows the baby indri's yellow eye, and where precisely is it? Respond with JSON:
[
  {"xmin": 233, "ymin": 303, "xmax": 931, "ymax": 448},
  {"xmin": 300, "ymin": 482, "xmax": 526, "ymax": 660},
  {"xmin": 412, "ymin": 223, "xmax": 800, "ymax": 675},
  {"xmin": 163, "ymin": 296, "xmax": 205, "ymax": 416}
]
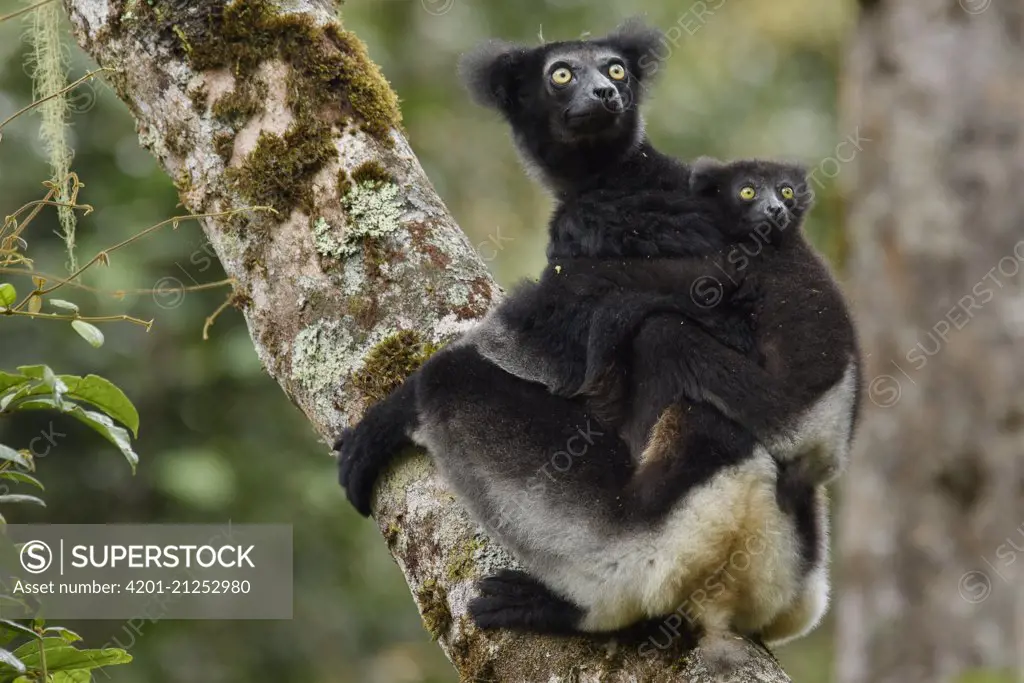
[
  {"xmin": 608, "ymin": 64, "xmax": 626, "ymax": 80},
  {"xmin": 739, "ymin": 186, "xmax": 756, "ymax": 201},
  {"xmin": 551, "ymin": 68, "xmax": 573, "ymax": 85},
  {"xmin": 780, "ymin": 186, "xmax": 795, "ymax": 199}
]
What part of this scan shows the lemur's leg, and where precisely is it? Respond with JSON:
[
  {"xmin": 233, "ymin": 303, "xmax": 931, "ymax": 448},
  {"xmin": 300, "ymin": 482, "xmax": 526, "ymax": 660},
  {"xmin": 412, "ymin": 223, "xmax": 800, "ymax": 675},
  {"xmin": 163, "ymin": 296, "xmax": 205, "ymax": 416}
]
[
  {"xmin": 758, "ymin": 567, "xmax": 830, "ymax": 645},
  {"xmin": 470, "ymin": 570, "xmax": 710, "ymax": 650},
  {"xmin": 624, "ymin": 312, "xmax": 802, "ymax": 454},
  {"xmin": 577, "ymin": 290, "xmax": 753, "ymax": 402},
  {"xmin": 337, "ymin": 375, "xmax": 419, "ymax": 517},
  {"xmin": 763, "ymin": 473, "xmax": 831, "ymax": 644}
]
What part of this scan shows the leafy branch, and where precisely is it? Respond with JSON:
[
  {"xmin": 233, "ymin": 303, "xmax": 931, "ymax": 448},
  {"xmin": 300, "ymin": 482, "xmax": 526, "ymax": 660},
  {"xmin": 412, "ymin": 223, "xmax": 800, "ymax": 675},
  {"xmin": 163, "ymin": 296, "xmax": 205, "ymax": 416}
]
[
  {"xmin": 0, "ymin": 620, "xmax": 131, "ymax": 682},
  {"xmin": 0, "ymin": 365, "xmax": 140, "ymax": 679},
  {"xmin": 1, "ymin": 174, "xmax": 274, "ymax": 344}
]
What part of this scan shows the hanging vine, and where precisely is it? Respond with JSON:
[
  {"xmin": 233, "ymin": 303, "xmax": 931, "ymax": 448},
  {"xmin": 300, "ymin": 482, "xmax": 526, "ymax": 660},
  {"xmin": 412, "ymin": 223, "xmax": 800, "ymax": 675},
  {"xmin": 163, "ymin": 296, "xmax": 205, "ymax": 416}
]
[{"xmin": 23, "ymin": 0, "xmax": 76, "ymax": 271}]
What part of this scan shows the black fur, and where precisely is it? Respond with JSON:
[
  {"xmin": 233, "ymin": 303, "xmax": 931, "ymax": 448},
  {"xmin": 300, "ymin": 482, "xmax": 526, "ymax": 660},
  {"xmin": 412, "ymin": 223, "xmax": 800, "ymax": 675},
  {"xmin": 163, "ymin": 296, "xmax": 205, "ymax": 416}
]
[
  {"xmin": 337, "ymin": 378, "xmax": 418, "ymax": 516},
  {"xmin": 337, "ymin": 23, "xmax": 839, "ymax": 643},
  {"xmin": 469, "ymin": 569, "xmax": 584, "ymax": 635},
  {"xmin": 459, "ymin": 17, "xmax": 663, "ymax": 193},
  {"xmin": 574, "ymin": 159, "xmax": 861, "ymax": 484}
]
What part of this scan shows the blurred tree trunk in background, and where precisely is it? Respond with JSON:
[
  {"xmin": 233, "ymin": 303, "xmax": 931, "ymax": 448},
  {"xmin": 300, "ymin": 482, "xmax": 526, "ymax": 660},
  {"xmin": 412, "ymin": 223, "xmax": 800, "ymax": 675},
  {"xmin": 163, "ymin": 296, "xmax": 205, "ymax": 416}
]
[{"xmin": 839, "ymin": 2, "xmax": 1023, "ymax": 682}]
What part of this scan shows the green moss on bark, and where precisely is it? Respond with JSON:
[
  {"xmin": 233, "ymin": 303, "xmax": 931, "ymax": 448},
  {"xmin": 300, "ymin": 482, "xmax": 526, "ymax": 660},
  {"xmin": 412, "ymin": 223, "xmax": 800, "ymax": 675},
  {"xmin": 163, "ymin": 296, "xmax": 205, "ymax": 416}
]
[
  {"xmin": 213, "ymin": 131, "xmax": 235, "ymax": 163},
  {"xmin": 350, "ymin": 330, "xmax": 438, "ymax": 403},
  {"xmin": 416, "ymin": 579, "xmax": 452, "ymax": 641},
  {"xmin": 351, "ymin": 160, "xmax": 394, "ymax": 187},
  {"xmin": 211, "ymin": 80, "xmax": 266, "ymax": 127},
  {"xmin": 226, "ymin": 120, "xmax": 337, "ymax": 213},
  {"xmin": 161, "ymin": 0, "xmax": 400, "ymax": 141},
  {"xmin": 336, "ymin": 170, "xmax": 353, "ymax": 197},
  {"xmin": 446, "ymin": 535, "xmax": 486, "ymax": 582}
]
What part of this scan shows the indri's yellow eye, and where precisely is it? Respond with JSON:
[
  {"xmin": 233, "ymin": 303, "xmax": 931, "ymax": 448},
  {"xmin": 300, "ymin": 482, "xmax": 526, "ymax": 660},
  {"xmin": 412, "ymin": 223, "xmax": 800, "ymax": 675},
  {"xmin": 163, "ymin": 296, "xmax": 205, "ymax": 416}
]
[
  {"xmin": 739, "ymin": 186, "xmax": 756, "ymax": 200},
  {"xmin": 551, "ymin": 68, "xmax": 572, "ymax": 85},
  {"xmin": 780, "ymin": 186, "xmax": 795, "ymax": 199},
  {"xmin": 608, "ymin": 64, "xmax": 626, "ymax": 80}
]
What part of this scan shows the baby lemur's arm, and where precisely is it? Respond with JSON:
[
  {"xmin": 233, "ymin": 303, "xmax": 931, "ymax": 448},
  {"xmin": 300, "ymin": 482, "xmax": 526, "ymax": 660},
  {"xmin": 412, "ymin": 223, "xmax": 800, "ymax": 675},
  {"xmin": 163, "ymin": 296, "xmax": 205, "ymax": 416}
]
[{"xmin": 550, "ymin": 254, "xmax": 754, "ymax": 353}]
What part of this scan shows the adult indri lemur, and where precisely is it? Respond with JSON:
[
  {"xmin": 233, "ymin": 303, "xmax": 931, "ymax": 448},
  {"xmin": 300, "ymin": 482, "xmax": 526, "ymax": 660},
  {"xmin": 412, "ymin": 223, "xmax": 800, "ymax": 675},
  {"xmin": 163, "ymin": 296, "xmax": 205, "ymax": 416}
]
[{"xmin": 337, "ymin": 20, "xmax": 855, "ymax": 668}]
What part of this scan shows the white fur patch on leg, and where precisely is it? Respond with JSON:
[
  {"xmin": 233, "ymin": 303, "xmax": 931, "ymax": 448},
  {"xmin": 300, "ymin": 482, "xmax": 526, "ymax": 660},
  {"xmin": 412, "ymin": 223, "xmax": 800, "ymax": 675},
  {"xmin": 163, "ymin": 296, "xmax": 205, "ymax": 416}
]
[{"xmin": 770, "ymin": 358, "xmax": 858, "ymax": 483}]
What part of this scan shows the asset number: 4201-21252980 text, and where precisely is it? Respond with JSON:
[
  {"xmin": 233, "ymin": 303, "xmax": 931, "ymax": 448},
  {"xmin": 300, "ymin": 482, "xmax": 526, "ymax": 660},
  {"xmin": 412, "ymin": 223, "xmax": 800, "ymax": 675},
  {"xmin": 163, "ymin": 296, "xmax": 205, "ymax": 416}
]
[{"xmin": 125, "ymin": 579, "xmax": 251, "ymax": 594}]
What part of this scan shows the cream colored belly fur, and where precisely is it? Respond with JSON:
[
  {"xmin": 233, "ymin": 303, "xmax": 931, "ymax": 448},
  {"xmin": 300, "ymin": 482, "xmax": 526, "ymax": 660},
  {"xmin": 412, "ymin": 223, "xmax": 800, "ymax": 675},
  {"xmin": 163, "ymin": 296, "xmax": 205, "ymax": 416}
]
[{"xmin": 546, "ymin": 447, "xmax": 824, "ymax": 643}]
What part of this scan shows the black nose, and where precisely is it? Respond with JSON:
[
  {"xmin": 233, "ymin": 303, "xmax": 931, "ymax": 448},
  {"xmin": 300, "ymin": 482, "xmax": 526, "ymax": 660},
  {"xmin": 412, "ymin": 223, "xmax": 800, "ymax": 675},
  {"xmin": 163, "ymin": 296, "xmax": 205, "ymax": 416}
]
[
  {"xmin": 768, "ymin": 204, "xmax": 784, "ymax": 217},
  {"xmin": 593, "ymin": 86, "xmax": 617, "ymax": 102}
]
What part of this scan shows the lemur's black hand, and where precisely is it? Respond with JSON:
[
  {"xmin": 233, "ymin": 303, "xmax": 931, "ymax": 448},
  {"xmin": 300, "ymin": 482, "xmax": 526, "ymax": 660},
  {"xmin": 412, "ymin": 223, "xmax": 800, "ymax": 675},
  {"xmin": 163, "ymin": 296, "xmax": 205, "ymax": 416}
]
[
  {"xmin": 337, "ymin": 426, "xmax": 377, "ymax": 517},
  {"xmin": 336, "ymin": 377, "xmax": 419, "ymax": 517}
]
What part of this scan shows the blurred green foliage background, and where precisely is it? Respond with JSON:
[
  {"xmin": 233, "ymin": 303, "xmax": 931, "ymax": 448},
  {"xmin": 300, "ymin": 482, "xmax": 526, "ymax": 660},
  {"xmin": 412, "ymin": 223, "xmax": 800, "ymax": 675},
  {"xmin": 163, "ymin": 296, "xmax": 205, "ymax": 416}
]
[{"xmin": 0, "ymin": 0, "xmax": 855, "ymax": 680}]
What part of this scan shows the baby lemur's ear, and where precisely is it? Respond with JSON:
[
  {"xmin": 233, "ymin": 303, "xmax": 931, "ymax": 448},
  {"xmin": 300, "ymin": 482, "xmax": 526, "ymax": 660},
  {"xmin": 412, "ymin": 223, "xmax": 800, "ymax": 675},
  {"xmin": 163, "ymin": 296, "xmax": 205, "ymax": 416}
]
[
  {"xmin": 602, "ymin": 18, "xmax": 665, "ymax": 81},
  {"xmin": 458, "ymin": 40, "xmax": 528, "ymax": 112},
  {"xmin": 689, "ymin": 156, "xmax": 725, "ymax": 195}
]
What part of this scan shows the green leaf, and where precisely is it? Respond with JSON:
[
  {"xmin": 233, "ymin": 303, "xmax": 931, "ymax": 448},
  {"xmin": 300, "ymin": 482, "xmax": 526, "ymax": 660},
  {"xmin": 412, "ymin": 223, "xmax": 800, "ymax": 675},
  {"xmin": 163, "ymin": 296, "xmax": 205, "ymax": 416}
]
[
  {"xmin": 52, "ymin": 672, "xmax": 92, "ymax": 683},
  {"xmin": 47, "ymin": 300, "xmax": 78, "ymax": 313},
  {"xmin": 0, "ymin": 382, "xmax": 42, "ymax": 413},
  {"xmin": 41, "ymin": 627, "xmax": 80, "ymax": 644},
  {"xmin": 0, "ymin": 472, "xmax": 43, "ymax": 490},
  {"xmin": 0, "ymin": 285, "xmax": 15, "ymax": 309},
  {"xmin": 0, "ymin": 373, "xmax": 30, "ymax": 396},
  {"xmin": 14, "ymin": 399, "xmax": 138, "ymax": 472},
  {"xmin": 15, "ymin": 367, "xmax": 51, "ymax": 381},
  {"xmin": 0, "ymin": 446, "xmax": 30, "ymax": 470},
  {"xmin": 0, "ymin": 495, "xmax": 45, "ymax": 508},
  {"xmin": 13, "ymin": 639, "xmax": 132, "ymax": 671},
  {"xmin": 2, "ymin": 367, "xmax": 67, "ymax": 412},
  {"xmin": 0, "ymin": 375, "xmax": 135, "ymax": 435},
  {"xmin": 0, "ymin": 648, "xmax": 25, "ymax": 675},
  {"xmin": 59, "ymin": 375, "xmax": 139, "ymax": 437},
  {"xmin": 70, "ymin": 321, "xmax": 104, "ymax": 348},
  {"xmin": 0, "ymin": 373, "xmax": 76, "ymax": 414},
  {"xmin": 0, "ymin": 621, "xmax": 37, "ymax": 643},
  {"xmin": 9, "ymin": 637, "xmax": 58, "ymax": 661}
]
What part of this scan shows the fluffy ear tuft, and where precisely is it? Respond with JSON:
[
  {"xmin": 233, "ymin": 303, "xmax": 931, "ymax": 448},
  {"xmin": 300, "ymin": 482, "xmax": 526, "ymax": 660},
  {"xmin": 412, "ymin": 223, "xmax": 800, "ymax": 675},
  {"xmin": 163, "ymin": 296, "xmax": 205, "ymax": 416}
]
[
  {"xmin": 690, "ymin": 156, "xmax": 724, "ymax": 195},
  {"xmin": 457, "ymin": 40, "xmax": 525, "ymax": 111},
  {"xmin": 603, "ymin": 17, "xmax": 665, "ymax": 80}
]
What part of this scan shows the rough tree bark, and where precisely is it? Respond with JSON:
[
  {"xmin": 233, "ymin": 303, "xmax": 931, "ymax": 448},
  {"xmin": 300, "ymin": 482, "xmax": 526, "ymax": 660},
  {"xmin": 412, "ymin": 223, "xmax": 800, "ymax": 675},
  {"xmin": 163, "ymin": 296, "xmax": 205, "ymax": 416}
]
[
  {"xmin": 63, "ymin": 0, "xmax": 792, "ymax": 680},
  {"xmin": 839, "ymin": 1, "xmax": 1023, "ymax": 682}
]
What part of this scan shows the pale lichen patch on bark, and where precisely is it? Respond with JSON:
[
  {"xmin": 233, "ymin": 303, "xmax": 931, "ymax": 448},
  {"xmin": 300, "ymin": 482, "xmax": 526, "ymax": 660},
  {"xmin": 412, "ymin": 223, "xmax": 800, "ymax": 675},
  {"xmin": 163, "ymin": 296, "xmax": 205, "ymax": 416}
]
[
  {"xmin": 312, "ymin": 216, "xmax": 346, "ymax": 259},
  {"xmin": 339, "ymin": 180, "xmax": 404, "ymax": 256},
  {"xmin": 289, "ymin": 319, "xmax": 357, "ymax": 417},
  {"xmin": 75, "ymin": 0, "xmax": 110, "ymax": 40}
]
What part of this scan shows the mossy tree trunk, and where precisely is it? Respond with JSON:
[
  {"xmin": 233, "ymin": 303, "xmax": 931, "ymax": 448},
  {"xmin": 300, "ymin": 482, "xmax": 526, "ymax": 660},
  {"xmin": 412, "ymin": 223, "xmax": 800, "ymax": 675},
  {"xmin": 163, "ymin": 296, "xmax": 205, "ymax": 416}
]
[
  {"xmin": 839, "ymin": 2, "xmax": 1024, "ymax": 682},
  {"xmin": 63, "ymin": 1, "xmax": 792, "ymax": 680}
]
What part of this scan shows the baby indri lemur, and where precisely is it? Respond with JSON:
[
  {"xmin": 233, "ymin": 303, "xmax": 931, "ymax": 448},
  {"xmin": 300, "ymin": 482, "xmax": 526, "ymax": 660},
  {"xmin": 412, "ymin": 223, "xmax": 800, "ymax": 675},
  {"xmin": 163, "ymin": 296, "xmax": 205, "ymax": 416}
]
[
  {"xmin": 568, "ymin": 157, "xmax": 861, "ymax": 488},
  {"xmin": 337, "ymin": 20, "xmax": 851, "ymax": 669}
]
